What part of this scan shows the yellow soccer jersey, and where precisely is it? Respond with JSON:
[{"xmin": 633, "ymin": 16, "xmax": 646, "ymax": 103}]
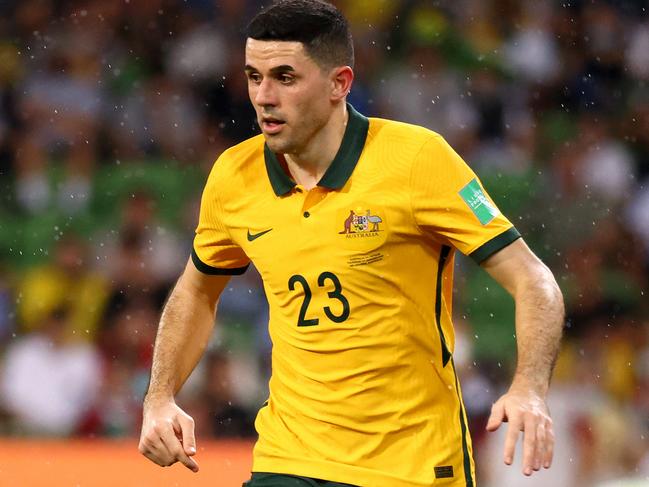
[{"xmin": 193, "ymin": 104, "xmax": 520, "ymax": 487}]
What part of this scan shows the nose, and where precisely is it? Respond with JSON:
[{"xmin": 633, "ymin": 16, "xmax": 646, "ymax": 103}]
[{"xmin": 254, "ymin": 78, "xmax": 278, "ymax": 108}]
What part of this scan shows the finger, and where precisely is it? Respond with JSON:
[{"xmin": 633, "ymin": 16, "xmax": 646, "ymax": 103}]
[
  {"xmin": 140, "ymin": 423, "xmax": 177, "ymax": 466},
  {"xmin": 140, "ymin": 438, "xmax": 176, "ymax": 467},
  {"xmin": 176, "ymin": 414, "xmax": 197, "ymax": 457},
  {"xmin": 544, "ymin": 421, "xmax": 555, "ymax": 468},
  {"xmin": 522, "ymin": 414, "xmax": 538, "ymax": 476},
  {"xmin": 160, "ymin": 420, "xmax": 199, "ymax": 473},
  {"xmin": 534, "ymin": 422, "xmax": 546, "ymax": 471},
  {"xmin": 503, "ymin": 417, "xmax": 522, "ymax": 466},
  {"xmin": 486, "ymin": 401, "xmax": 505, "ymax": 432}
]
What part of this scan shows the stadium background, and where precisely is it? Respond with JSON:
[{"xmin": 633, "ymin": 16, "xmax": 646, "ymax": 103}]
[{"xmin": 0, "ymin": 0, "xmax": 648, "ymax": 485}]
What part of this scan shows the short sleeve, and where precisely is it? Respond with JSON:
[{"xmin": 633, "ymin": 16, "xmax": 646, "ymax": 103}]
[
  {"xmin": 410, "ymin": 135, "xmax": 521, "ymax": 263},
  {"xmin": 192, "ymin": 159, "xmax": 250, "ymax": 275}
]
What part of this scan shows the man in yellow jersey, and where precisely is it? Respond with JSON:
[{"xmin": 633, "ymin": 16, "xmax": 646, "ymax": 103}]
[{"xmin": 138, "ymin": 1, "xmax": 565, "ymax": 486}]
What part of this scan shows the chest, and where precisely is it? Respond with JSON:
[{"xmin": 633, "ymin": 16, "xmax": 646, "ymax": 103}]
[{"xmin": 229, "ymin": 187, "xmax": 417, "ymax": 278}]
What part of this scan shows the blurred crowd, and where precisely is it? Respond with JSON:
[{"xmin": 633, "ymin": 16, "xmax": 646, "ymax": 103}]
[{"xmin": 0, "ymin": 0, "xmax": 648, "ymax": 485}]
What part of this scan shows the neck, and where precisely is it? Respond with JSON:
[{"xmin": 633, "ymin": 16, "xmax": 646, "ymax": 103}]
[{"xmin": 284, "ymin": 103, "xmax": 348, "ymax": 190}]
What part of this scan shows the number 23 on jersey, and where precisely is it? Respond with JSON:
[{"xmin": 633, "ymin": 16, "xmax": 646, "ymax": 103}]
[{"xmin": 287, "ymin": 272, "xmax": 350, "ymax": 326}]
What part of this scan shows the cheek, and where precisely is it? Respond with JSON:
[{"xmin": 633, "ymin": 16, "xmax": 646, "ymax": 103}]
[{"xmin": 295, "ymin": 85, "xmax": 329, "ymax": 115}]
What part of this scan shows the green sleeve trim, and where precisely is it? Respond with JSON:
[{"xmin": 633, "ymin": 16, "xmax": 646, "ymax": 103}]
[
  {"xmin": 191, "ymin": 248, "xmax": 249, "ymax": 275},
  {"xmin": 469, "ymin": 227, "xmax": 521, "ymax": 264}
]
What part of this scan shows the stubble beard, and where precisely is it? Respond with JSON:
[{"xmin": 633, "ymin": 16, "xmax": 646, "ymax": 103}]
[
  {"xmin": 264, "ymin": 133, "xmax": 293, "ymax": 154},
  {"xmin": 264, "ymin": 124, "xmax": 309, "ymax": 156},
  {"xmin": 264, "ymin": 111, "xmax": 329, "ymax": 156}
]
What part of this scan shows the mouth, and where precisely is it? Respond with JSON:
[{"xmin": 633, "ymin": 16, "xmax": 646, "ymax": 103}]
[{"xmin": 261, "ymin": 116, "xmax": 286, "ymax": 135}]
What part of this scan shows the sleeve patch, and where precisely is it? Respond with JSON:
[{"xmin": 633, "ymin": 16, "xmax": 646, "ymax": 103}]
[{"xmin": 459, "ymin": 178, "xmax": 500, "ymax": 225}]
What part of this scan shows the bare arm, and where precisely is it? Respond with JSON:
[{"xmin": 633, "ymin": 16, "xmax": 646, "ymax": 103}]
[
  {"xmin": 480, "ymin": 238, "xmax": 565, "ymax": 476},
  {"xmin": 139, "ymin": 258, "xmax": 231, "ymax": 472}
]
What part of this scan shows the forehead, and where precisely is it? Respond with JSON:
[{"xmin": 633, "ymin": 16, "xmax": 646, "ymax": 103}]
[{"xmin": 245, "ymin": 38, "xmax": 316, "ymax": 70}]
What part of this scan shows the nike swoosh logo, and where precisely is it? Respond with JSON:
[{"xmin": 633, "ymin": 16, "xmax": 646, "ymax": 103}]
[{"xmin": 247, "ymin": 228, "xmax": 273, "ymax": 241}]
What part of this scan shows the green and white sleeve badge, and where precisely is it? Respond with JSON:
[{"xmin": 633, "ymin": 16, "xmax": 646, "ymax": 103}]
[{"xmin": 459, "ymin": 178, "xmax": 500, "ymax": 225}]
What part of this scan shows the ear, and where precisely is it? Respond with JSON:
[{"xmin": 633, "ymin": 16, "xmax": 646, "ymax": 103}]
[{"xmin": 330, "ymin": 66, "xmax": 354, "ymax": 102}]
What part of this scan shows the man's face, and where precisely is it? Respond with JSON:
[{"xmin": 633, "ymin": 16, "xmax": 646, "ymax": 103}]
[{"xmin": 245, "ymin": 38, "xmax": 333, "ymax": 154}]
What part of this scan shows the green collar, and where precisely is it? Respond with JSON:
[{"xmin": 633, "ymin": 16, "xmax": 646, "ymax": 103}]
[{"xmin": 264, "ymin": 103, "xmax": 369, "ymax": 196}]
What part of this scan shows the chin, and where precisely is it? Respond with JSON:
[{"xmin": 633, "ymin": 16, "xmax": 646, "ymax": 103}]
[{"xmin": 264, "ymin": 136, "xmax": 292, "ymax": 154}]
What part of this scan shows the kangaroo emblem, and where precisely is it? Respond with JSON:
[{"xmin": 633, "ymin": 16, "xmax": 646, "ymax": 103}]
[{"xmin": 339, "ymin": 210, "xmax": 356, "ymax": 234}]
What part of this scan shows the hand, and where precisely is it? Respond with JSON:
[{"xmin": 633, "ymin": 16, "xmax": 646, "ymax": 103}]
[
  {"xmin": 485, "ymin": 387, "xmax": 554, "ymax": 476},
  {"xmin": 138, "ymin": 398, "xmax": 199, "ymax": 472}
]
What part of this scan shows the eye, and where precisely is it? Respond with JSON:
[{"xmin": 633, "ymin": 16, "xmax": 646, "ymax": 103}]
[
  {"xmin": 247, "ymin": 72, "xmax": 262, "ymax": 84},
  {"xmin": 279, "ymin": 74, "xmax": 294, "ymax": 85}
]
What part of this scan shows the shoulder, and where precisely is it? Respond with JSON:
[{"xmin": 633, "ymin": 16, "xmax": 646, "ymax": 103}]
[
  {"xmin": 212, "ymin": 134, "xmax": 265, "ymax": 174},
  {"xmin": 365, "ymin": 117, "xmax": 459, "ymax": 178},
  {"xmin": 204, "ymin": 134, "xmax": 265, "ymax": 189},
  {"xmin": 368, "ymin": 116, "xmax": 441, "ymax": 143},
  {"xmin": 367, "ymin": 116, "xmax": 443, "ymax": 156}
]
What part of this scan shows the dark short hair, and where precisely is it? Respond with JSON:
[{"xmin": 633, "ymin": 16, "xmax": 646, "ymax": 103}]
[{"xmin": 246, "ymin": 0, "xmax": 354, "ymax": 69}]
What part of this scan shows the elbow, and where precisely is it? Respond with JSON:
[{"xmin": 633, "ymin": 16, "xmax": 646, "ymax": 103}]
[{"xmin": 533, "ymin": 265, "xmax": 565, "ymax": 318}]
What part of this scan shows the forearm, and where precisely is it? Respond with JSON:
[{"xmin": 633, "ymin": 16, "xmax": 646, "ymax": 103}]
[
  {"xmin": 145, "ymin": 273, "xmax": 218, "ymax": 404},
  {"xmin": 510, "ymin": 267, "xmax": 565, "ymax": 395},
  {"xmin": 482, "ymin": 240, "xmax": 562, "ymax": 473}
]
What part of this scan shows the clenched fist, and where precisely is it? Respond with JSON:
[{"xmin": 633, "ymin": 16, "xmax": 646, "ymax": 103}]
[{"xmin": 139, "ymin": 398, "xmax": 199, "ymax": 473}]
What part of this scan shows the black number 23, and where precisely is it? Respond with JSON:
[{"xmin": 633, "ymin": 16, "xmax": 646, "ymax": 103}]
[{"xmin": 288, "ymin": 272, "xmax": 350, "ymax": 326}]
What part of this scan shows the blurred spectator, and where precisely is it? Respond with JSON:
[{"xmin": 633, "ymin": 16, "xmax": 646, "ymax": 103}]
[
  {"xmin": 110, "ymin": 76, "xmax": 204, "ymax": 162},
  {"xmin": 0, "ymin": 268, "xmax": 16, "ymax": 347},
  {"xmin": 204, "ymin": 350, "xmax": 256, "ymax": 438},
  {"xmin": 86, "ymin": 298, "xmax": 158, "ymax": 437},
  {"xmin": 0, "ymin": 306, "xmax": 102, "ymax": 435},
  {"xmin": 14, "ymin": 5, "xmax": 106, "ymax": 214},
  {"xmin": 94, "ymin": 190, "xmax": 186, "ymax": 308},
  {"xmin": 501, "ymin": 1, "xmax": 560, "ymax": 84},
  {"xmin": 376, "ymin": 40, "xmax": 477, "ymax": 145},
  {"xmin": 551, "ymin": 114, "xmax": 636, "ymax": 206},
  {"xmin": 16, "ymin": 235, "xmax": 110, "ymax": 340},
  {"xmin": 562, "ymin": 218, "xmax": 646, "ymax": 335},
  {"xmin": 626, "ymin": 22, "xmax": 649, "ymax": 81}
]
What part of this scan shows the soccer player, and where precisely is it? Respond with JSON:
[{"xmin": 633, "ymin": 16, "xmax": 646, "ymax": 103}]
[{"xmin": 138, "ymin": 1, "xmax": 565, "ymax": 486}]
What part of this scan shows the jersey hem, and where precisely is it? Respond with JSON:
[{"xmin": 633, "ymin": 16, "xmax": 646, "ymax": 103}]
[
  {"xmin": 190, "ymin": 248, "xmax": 250, "ymax": 275},
  {"xmin": 469, "ymin": 227, "xmax": 521, "ymax": 264},
  {"xmin": 253, "ymin": 456, "xmax": 468, "ymax": 487}
]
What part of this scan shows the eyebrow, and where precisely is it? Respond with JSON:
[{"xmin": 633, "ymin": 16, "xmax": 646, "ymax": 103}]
[{"xmin": 244, "ymin": 64, "xmax": 297, "ymax": 75}]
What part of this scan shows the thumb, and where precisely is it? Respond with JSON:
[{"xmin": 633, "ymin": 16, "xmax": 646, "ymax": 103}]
[
  {"xmin": 486, "ymin": 400, "xmax": 505, "ymax": 432},
  {"xmin": 177, "ymin": 414, "xmax": 197, "ymax": 456}
]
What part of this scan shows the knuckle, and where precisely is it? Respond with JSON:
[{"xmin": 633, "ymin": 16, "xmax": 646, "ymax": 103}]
[
  {"xmin": 144, "ymin": 433, "xmax": 158, "ymax": 445},
  {"xmin": 141, "ymin": 436, "xmax": 155, "ymax": 448}
]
